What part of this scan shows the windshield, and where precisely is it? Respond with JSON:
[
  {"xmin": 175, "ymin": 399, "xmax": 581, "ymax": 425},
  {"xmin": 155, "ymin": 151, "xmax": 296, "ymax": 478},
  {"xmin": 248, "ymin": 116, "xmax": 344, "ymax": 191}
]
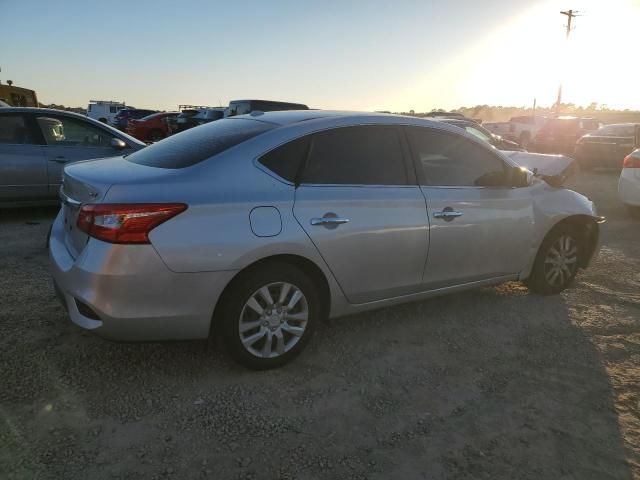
[
  {"xmin": 126, "ymin": 118, "xmax": 274, "ymax": 168},
  {"xmin": 596, "ymin": 124, "xmax": 636, "ymax": 137}
]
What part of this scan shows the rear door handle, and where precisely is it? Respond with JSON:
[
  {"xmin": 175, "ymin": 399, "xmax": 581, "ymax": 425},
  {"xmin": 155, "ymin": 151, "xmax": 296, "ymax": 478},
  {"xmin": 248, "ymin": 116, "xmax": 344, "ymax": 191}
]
[
  {"xmin": 51, "ymin": 156, "xmax": 67, "ymax": 163},
  {"xmin": 310, "ymin": 217, "xmax": 350, "ymax": 226}
]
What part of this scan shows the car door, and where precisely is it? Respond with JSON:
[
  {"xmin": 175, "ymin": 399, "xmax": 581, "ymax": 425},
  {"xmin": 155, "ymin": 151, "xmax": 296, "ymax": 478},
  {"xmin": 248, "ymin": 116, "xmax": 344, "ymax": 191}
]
[
  {"xmin": 0, "ymin": 112, "xmax": 48, "ymax": 202},
  {"xmin": 292, "ymin": 125, "xmax": 429, "ymax": 304},
  {"xmin": 32, "ymin": 113, "xmax": 130, "ymax": 197},
  {"xmin": 405, "ymin": 126, "xmax": 535, "ymax": 289}
]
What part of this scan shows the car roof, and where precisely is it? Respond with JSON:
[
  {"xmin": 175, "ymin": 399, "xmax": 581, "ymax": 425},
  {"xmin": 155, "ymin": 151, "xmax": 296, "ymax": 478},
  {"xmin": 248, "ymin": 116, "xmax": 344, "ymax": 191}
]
[{"xmin": 234, "ymin": 110, "xmax": 446, "ymax": 127}]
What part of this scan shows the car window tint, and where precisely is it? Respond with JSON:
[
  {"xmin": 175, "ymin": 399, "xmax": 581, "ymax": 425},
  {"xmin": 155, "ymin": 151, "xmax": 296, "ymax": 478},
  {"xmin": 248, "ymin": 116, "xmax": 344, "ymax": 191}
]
[
  {"xmin": 598, "ymin": 124, "xmax": 636, "ymax": 136},
  {"xmin": 406, "ymin": 127, "xmax": 507, "ymax": 187},
  {"xmin": 301, "ymin": 126, "xmax": 408, "ymax": 185},
  {"xmin": 127, "ymin": 118, "xmax": 274, "ymax": 169},
  {"xmin": 0, "ymin": 115, "xmax": 35, "ymax": 144},
  {"xmin": 36, "ymin": 116, "xmax": 114, "ymax": 147},
  {"xmin": 259, "ymin": 136, "xmax": 310, "ymax": 182}
]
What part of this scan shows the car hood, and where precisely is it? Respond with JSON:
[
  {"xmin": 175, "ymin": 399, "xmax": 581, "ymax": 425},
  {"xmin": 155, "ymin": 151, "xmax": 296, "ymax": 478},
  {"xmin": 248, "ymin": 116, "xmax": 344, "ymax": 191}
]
[{"xmin": 502, "ymin": 151, "xmax": 577, "ymax": 187}]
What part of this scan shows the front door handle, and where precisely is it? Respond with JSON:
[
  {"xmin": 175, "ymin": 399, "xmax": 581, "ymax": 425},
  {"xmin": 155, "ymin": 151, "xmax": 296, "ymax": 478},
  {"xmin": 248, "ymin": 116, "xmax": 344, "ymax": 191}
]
[{"xmin": 433, "ymin": 209, "xmax": 463, "ymax": 221}]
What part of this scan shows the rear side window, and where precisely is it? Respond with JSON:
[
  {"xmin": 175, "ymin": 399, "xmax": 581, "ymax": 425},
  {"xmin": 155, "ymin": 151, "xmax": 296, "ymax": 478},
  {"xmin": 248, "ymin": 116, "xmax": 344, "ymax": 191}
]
[
  {"xmin": 301, "ymin": 126, "xmax": 408, "ymax": 185},
  {"xmin": 0, "ymin": 115, "xmax": 36, "ymax": 144},
  {"xmin": 406, "ymin": 127, "xmax": 507, "ymax": 187},
  {"xmin": 258, "ymin": 136, "xmax": 310, "ymax": 183},
  {"xmin": 127, "ymin": 118, "xmax": 274, "ymax": 168}
]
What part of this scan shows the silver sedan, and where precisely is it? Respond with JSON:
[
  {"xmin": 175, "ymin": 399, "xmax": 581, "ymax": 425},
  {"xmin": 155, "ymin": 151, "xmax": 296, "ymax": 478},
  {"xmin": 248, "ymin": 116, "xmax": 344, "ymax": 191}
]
[{"xmin": 49, "ymin": 111, "xmax": 603, "ymax": 369}]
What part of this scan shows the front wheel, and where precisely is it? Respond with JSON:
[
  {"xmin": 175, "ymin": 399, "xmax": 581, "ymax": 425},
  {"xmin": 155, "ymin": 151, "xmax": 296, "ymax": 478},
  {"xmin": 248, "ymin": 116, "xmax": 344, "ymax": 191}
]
[
  {"xmin": 525, "ymin": 226, "xmax": 581, "ymax": 295},
  {"xmin": 217, "ymin": 263, "xmax": 319, "ymax": 369}
]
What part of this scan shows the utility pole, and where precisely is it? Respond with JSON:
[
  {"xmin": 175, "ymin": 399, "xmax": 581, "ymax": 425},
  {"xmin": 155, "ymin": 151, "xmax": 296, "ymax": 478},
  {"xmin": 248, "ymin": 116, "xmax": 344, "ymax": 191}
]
[{"xmin": 555, "ymin": 9, "xmax": 579, "ymax": 116}]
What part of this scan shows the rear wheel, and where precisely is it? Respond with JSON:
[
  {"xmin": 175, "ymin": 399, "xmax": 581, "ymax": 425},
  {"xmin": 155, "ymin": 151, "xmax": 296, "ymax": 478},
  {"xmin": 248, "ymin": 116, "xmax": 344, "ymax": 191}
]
[
  {"xmin": 525, "ymin": 226, "xmax": 581, "ymax": 295},
  {"xmin": 217, "ymin": 263, "xmax": 319, "ymax": 369}
]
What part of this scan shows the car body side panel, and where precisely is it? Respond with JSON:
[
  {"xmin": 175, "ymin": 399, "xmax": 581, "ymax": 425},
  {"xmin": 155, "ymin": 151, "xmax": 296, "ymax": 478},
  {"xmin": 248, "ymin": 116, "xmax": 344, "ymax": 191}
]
[
  {"xmin": 0, "ymin": 144, "xmax": 48, "ymax": 201},
  {"xmin": 420, "ymin": 185, "xmax": 535, "ymax": 288}
]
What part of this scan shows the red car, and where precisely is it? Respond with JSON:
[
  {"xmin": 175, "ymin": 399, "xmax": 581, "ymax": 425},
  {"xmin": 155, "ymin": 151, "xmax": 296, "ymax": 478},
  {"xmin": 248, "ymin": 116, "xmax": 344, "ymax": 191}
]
[{"xmin": 126, "ymin": 111, "xmax": 178, "ymax": 142}]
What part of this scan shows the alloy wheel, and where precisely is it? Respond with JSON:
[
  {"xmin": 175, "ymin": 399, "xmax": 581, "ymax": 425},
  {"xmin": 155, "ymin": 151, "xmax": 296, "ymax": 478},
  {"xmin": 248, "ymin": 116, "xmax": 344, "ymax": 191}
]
[
  {"xmin": 543, "ymin": 234, "xmax": 578, "ymax": 288},
  {"xmin": 238, "ymin": 282, "xmax": 309, "ymax": 359}
]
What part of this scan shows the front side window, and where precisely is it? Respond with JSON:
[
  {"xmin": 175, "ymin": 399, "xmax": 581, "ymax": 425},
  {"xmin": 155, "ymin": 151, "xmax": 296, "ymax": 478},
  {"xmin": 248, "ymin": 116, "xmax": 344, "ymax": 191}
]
[
  {"xmin": 0, "ymin": 115, "xmax": 36, "ymax": 144},
  {"xmin": 36, "ymin": 116, "xmax": 115, "ymax": 147},
  {"xmin": 110, "ymin": 106, "xmax": 117, "ymax": 113},
  {"xmin": 406, "ymin": 127, "xmax": 507, "ymax": 187},
  {"xmin": 301, "ymin": 126, "xmax": 408, "ymax": 185}
]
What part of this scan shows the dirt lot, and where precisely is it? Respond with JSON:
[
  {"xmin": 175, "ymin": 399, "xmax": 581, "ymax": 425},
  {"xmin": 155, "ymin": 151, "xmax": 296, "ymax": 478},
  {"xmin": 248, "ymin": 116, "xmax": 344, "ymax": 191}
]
[{"xmin": 1, "ymin": 171, "xmax": 639, "ymax": 479}]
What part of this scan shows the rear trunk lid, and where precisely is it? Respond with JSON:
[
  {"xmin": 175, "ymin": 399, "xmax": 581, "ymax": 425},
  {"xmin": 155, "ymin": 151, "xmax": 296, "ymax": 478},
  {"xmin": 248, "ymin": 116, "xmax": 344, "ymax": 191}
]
[{"xmin": 60, "ymin": 156, "xmax": 177, "ymax": 258}]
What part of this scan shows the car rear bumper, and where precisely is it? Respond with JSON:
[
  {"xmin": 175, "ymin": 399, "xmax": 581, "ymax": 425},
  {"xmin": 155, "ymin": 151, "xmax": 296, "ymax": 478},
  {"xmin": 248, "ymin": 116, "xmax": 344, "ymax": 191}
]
[
  {"xmin": 619, "ymin": 169, "xmax": 640, "ymax": 206},
  {"xmin": 49, "ymin": 210, "xmax": 237, "ymax": 341}
]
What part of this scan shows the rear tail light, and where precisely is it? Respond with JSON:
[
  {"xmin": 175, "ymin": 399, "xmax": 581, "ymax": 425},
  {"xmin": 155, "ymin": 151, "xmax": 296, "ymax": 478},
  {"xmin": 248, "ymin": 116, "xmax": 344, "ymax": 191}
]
[
  {"xmin": 77, "ymin": 203, "xmax": 187, "ymax": 244},
  {"xmin": 623, "ymin": 154, "xmax": 640, "ymax": 168}
]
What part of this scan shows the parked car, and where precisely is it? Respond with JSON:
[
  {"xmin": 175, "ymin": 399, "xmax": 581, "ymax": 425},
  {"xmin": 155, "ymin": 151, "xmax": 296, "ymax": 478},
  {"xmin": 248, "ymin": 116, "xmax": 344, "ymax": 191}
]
[
  {"xmin": 226, "ymin": 100, "xmax": 308, "ymax": 117},
  {"xmin": 126, "ymin": 111, "xmax": 179, "ymax": 142},
  {"xmin": 112, "ymin": 108, "xmax": 158, "ymax": 131},
  {"xmin": 50, "ymin": 111, "xmax": 603, "ymax": 369},
  {"xmin": 532, "ymin": 117, "xmax": 601, "ymax": 154},
  {"xmin": 436, "ymin": 117, "xmax": 526, "ymax": 151},
  {"xmin": 0, "ymin": 107, "xmax": 145, "ymax": 206},
  {"xmin": 170, "ymin": 106, "xmax": 225, "ymax": 134},
  {"xmin": 618, "ymin": 149, "xmax": 640, "ymax": 215},
  {"xmin": 574, "ymin": 123, "xmax": 640, "ymax": 170},
  {"xmin": 87, "ymin": 100, "xmax": 127, "ymax": 124},
  {"xmin": 485, "ymin": 116, "xmax": 548, "ymax": 148}
]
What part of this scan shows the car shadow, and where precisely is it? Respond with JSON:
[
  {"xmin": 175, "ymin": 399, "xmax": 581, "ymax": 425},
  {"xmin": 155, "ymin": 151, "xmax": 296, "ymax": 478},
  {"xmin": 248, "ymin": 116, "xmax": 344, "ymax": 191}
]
[{"xmin": 2, "ymin": 277, "xmax": 634, "ymax": 478}]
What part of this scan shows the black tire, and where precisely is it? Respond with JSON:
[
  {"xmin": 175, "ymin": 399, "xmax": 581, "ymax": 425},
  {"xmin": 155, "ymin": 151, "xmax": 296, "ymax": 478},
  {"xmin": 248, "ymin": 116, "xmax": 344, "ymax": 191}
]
[
  {"xmin": 149, "ymin": 129, "xmax": 164, "ymax": 142},
  {"xmin": 525, "ymin": 225, "xmax": 582, "ymax": 295},
  {"xmin": 217, "ymin": 262, "xmax": 320, "ymax": 369}
]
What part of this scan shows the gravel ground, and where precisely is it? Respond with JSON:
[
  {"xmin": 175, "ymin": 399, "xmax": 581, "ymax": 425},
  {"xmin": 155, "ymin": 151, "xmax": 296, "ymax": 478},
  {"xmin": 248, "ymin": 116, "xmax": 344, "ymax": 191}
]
[{"xmin": 1, "ymin": 170, "xmax": 639, "ymax": 479}]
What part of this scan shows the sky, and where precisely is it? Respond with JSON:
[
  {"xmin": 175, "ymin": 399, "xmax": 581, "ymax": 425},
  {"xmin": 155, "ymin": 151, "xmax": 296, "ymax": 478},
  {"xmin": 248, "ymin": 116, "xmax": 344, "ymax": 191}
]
[{"xmin": 1, "ymin": 0, "xmax": 639, "ymax": 112}]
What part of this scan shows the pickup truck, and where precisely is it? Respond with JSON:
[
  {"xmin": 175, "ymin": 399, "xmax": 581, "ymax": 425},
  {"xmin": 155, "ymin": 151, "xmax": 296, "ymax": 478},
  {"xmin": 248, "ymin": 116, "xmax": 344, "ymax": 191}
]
[{"xmin": 484, "ymin": 115, "xmax": 548, "ymax": 149}]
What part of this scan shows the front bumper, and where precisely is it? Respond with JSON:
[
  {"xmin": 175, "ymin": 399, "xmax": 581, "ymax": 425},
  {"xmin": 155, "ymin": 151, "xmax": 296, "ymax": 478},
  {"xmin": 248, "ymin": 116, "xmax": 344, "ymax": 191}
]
[{"xmin": 49, "ymin": 210, "xmax": 237, "ymax": 341}]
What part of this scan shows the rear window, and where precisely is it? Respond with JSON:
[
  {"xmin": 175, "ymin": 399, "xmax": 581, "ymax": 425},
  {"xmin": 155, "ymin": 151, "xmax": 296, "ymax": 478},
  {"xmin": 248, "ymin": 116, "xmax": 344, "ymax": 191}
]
[
  {"xmin": 127, "ymin": 118, "xmax": 274, "ymax": 169},
  {"xmin": 597, "ymin": 124, "xmax": 636, "ymax": 136}
]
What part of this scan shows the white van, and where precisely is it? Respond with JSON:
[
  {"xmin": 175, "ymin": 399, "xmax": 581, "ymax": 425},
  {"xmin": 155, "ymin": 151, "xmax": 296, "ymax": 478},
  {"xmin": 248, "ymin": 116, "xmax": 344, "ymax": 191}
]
[{"xmin": 87, "ymin": 100, "xmax": 127, "ymax": 124}]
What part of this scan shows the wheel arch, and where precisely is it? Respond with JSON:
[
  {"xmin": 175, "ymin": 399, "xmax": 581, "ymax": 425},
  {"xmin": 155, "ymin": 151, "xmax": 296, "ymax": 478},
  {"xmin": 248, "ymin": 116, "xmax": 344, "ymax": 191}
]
[
  {"xmin": 210, "ymin": 253, "xmax": 331, "ymax": 335},
  {"xmin": 532, "ymin": 214, "xmax": 601, "ymax": 272}
]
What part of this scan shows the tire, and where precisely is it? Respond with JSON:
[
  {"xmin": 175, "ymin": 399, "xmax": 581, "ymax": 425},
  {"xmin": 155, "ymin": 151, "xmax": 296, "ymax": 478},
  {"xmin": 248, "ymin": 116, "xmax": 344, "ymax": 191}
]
[
  {"xmin": 525, "ymin": 225, "xmax": 582, "ymax": 295},
  {"xmin": 217, "ymin": 262, "xmax": 320, "ymax": 369},
  {"xmin": 149, "ymin": 129, "xmax": 164, "ymax": 142}
]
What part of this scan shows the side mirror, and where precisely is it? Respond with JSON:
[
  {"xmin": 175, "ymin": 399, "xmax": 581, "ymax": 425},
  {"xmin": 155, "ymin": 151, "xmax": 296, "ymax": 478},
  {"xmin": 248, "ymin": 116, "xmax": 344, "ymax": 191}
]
[
  {"xmin": 110, "ymin": 137, "xmax": 127, "ymax": 150},
  {"xmin": 511, "ymin": 167, "xmax": 533, "ymax": 188}
]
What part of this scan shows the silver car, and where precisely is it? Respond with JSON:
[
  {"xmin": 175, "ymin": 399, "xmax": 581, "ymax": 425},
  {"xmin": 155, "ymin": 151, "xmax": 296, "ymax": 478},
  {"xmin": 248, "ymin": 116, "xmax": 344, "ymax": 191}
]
[
  {"xmin": 0, "ymin": 107, "xmax": 145, "ymax": 206},
  {"xmin": 49, "ymin": 111, "xmax": 603, "ymax": 369}
]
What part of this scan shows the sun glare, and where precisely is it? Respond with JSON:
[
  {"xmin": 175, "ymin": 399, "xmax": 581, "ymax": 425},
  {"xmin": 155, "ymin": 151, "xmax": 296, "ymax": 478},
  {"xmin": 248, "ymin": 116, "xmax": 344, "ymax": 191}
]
[{"xmin": 384, "ymin": 0, "xmax": 639, "ymax": 111}]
